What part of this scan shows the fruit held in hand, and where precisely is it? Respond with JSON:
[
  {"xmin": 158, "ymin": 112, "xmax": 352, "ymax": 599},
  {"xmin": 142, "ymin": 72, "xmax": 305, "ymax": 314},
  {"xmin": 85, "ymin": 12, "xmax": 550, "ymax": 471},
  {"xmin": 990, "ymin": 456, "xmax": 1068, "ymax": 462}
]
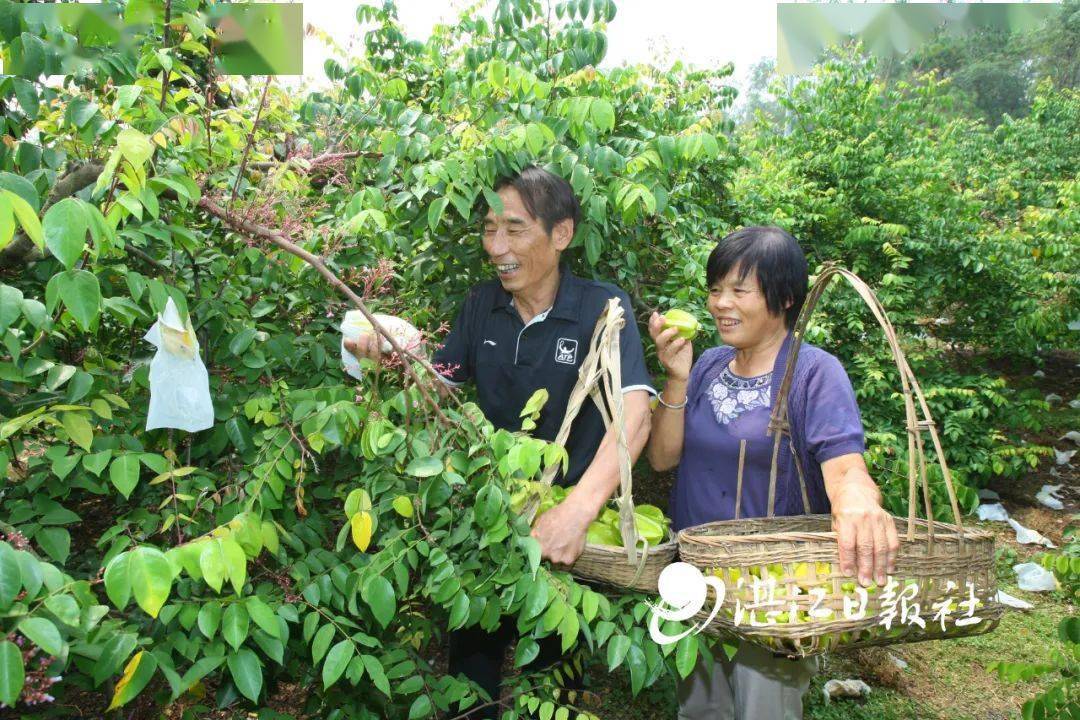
[{"xmin": 662, "ymin": 309, "xmax": 700, "ymax": 340}]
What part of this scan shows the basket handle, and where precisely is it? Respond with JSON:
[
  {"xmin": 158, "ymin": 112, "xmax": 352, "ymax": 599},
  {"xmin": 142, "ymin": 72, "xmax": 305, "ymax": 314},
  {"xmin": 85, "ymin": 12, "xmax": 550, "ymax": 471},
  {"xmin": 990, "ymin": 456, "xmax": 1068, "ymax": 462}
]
[
  {"xmin": 523, "ymin": 297, "xmax": 642, "ymax": 564},
  {"xmin": 765, "ymin": 264, "xmax": 967, "ymax": 546}
]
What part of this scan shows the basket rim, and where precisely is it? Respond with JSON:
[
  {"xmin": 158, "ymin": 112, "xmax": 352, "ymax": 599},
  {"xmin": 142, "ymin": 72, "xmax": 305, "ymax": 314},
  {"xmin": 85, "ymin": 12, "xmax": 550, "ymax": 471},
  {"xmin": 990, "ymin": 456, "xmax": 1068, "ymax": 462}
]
[{"xmin": 677, "ymin": 513, "xmax": 995, "ymax": 546}]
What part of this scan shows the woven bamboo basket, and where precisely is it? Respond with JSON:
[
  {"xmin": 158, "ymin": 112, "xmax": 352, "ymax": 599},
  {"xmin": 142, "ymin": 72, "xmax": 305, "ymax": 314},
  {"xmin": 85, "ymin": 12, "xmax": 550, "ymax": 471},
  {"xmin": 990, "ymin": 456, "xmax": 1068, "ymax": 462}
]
[
  {"xmin": 523, "ymin": 297, "xmax": 677, "ymax": 592},
  {"xmin": 677, "ymin": 265, "xmax": 1003, "ymax": 657}
]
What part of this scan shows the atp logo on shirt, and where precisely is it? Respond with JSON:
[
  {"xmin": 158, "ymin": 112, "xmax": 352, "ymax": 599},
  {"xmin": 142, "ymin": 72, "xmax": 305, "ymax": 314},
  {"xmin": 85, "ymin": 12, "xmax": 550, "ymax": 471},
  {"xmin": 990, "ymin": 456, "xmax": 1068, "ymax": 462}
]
[{"xmin": 555, "ymin": 337, "xmax": 578, "ymax": 365}]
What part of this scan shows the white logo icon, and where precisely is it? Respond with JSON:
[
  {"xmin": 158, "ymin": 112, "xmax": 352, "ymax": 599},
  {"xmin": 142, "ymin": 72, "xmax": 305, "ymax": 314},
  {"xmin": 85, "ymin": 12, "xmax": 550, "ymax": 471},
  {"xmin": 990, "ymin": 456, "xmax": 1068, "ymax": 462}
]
[
  {"xmin": 555, "ymin": 337, "xmax": 578, "ymax": 365},
  {"xmin": 483, "ymin": 339, "xmax": 497, "ymax": 346},
  {"xmin": 649, "ymin": 562, "xmax": 725, "ymax": 645}
]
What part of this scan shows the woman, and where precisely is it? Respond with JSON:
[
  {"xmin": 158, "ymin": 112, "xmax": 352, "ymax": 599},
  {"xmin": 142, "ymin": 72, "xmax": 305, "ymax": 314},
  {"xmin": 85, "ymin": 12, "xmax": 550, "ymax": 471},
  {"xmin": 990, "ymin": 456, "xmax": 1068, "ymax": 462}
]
[{"xmin": 646, "ymin": 227, "xmax": 898, "ymax": 720}]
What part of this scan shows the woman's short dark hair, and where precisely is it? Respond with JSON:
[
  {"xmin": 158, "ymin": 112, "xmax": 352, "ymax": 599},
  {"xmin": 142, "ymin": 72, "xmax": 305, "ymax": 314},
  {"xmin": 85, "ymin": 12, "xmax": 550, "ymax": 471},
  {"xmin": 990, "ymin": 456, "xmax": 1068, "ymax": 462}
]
[
  {"xmin": 493, "ymin": 165, "xmax": 581, "ymax": 237},
  {"xmin": 705, "ymin": 226, "xmax": 809, "ymax": 329}
]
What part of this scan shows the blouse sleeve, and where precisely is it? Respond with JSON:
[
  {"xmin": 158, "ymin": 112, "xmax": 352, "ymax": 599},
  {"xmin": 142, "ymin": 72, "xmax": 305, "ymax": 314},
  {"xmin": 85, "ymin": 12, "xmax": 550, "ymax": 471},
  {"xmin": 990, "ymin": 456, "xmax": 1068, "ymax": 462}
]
[{"xmin": 803, "ymin": 353, "xmax": 867, "ymax": 465}]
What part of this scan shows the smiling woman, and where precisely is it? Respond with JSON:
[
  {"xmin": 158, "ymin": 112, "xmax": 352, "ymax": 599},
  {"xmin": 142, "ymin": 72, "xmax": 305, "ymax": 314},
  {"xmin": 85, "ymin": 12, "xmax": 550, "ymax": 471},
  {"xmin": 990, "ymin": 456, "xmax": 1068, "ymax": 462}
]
[{"xmin": 645, "ymin": 226, "xmax": 897, "ymax": 720}]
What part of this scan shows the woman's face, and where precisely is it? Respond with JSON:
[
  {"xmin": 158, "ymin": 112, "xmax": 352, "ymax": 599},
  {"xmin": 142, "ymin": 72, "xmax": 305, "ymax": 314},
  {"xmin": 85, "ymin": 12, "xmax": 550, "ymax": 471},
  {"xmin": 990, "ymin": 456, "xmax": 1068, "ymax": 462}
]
[{"xmin": 707, "ymin": 264, "xmax": 787, "ymax": 348}]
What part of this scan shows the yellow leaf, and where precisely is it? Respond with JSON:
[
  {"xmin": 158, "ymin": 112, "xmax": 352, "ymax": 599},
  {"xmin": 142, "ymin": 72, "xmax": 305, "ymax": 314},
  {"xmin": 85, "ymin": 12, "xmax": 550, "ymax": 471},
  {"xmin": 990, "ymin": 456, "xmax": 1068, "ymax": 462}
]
[
  {"xmin": 108, "ymin": 651, "xmax": 144, "ymax": 711},
  {"xmin": 351, "ymin": 511, "xmax": 373, "ymax": 552},
  {"xmin": 151, "ymin": 132, "xmax": 168, "ymax": 148}
]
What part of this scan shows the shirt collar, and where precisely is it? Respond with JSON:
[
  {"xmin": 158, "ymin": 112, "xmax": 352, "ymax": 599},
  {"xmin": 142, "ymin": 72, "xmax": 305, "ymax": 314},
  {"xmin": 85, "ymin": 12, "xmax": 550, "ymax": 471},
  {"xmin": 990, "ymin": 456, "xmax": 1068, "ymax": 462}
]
[{"xmin": 492, "ymin": 264, "xmax": 584, "ymax": 323}]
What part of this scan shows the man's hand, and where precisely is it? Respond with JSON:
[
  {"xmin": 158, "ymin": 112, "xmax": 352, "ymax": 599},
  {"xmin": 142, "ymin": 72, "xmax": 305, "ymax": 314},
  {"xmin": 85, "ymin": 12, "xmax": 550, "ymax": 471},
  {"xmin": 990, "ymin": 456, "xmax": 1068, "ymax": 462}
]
[
  {"xmin": 531, "ymin": 499, "xmax": 594, "ymax": 566},
  {"xmin": 824, "ymin": 455, "xmax": 899, "ymax": 587},
  {"xmin": 344, "ymin": 332, "xmax": 382, "ymax": 363}
]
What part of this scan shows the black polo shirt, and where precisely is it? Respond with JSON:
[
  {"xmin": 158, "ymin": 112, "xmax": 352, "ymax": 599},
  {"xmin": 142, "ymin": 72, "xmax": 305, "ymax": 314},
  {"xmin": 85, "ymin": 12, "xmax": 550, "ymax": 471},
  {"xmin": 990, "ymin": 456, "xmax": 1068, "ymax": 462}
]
[{"xmin": 432, "ymin": 266, "xmax": 655, "ymax": 486}]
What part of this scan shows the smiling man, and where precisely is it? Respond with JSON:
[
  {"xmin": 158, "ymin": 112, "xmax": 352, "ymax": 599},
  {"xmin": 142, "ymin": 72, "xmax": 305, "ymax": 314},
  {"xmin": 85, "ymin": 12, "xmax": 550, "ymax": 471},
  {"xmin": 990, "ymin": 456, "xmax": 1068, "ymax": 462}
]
[{"xmin": 345, "ymin": 165, "xmax": 654, "ymax": 718}]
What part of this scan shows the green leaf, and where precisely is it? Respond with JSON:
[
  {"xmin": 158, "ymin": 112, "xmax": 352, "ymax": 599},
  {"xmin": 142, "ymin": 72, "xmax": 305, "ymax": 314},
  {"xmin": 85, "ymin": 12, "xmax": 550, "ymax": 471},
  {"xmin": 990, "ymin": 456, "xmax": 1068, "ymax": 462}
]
[
  {"xmin": 129, "ymin": 546, "xmax": 173, "ymax": 618},
  {"xmin": 66, "ymin": 97, "xmax": 99, "ymax": 128},
  {"xmin": 117, "ymin": 128, "xmax": 154, "ymax": 167},
  {"xmin": 362, "ymin": 654, "xmax": 391, "ymax": 697},
  {"xmin": 0, "ymin": 284, "xmax": 23, "ymax": 334},
  {"xmin": 107, "ymin": 650, "xmax": 157, "ymax": 711},
  {"xmin": 322, "ymin": 639, "xmax": 354, "ymax": 689},
  {"xmin": 43, "ymin": 198, "xmax": 89, "ymax": 270},
  {"xmin": 222, "ymin": 603, "xmax": 250, "ymax": 650},
  {"xmin": 525, "ymin": 123, "xmax": 545, "ymax": 155},
  {"xmin": 109, "ymin": 454, "xmax": 141, "ymax": 499},
  {"xmin": 4, "ymin": 190, "xmax": 43, "ymax": 249},
  {"xmin": 197, "ymin": 601, "xmax": 222, "ymax": 639},
  {"xmin": 311, "ymin": 623, "xmax": 335, "ymax": 664},
  {"xmin": 246, "ymin": 596, "xmax": 280, "ymax": 639},
  {"xmin": 483, "ymin": 188, "xmax": 504, "ymax": 215},
  {"xmin": 221, "ymin": 537, "xmax": 247, "ymax": 594},
  {"xmin": 0, "ymin": 542, "xmax": 21, "ymax": 611},
  {"xmin": 0, "ymin": 640, "xmax": 25, "ymax": 707},
  {"xmin": 82, "ymin": 449, "xmax": 113, "ymax": 476},
  {"xmin": 427, "ymin": 196, "xmax": 449, "ymax": 232},
  {"xmin": 103, "ymin": 551, "xmax": 131, "ymax": 609},
  {"xmin": 0, "ymin": 173, "xmax": 39, "ymax": 212},
  {"xmin": 199, "ymin": 540, "xmax": 227, "ymax": 593},
  {"xmin": 11, "ymin": 78, "xmax": 38, "ymax": 119},
  {"xmin": 227, "ymin": 648, "xmax": 262, "ymax": 702},
  {"xmin": 93, "ymin": 633, "xmax": 138, "ymax": 686},
  {"xmin": 408, "ymin": 694, "xmax": 433, "ymax": 719},
  {"xmin": 36, "ymin": 527, "xmax": 71, "ymax": 564},
  {"xmin": 392, "ymin": 495, "xmax": 414, "ymax": 518},
  {"xmin": 44, "ymin": 594, "xmax": 80, "ymax": 626},
  {"xmin": 626, "ymin": 644, "xmax": 647, "ymax": 695},
  {"xmin": 591, "ymin": 99, "xmax": 616, "ymax": 133},
  {"xmin": 606, "ymin": 634, "xmax": 630, "ymax": 671},
  {"xmin": 675, "ymin": 635, "xmax": 699, "ymax": 679},
  {"xmin": 0, "ymin": 195, "xmax": 14, "ymax": 253},
  {"xmin": 55, "ymin": 269, "xmax": 102, "ymax": 331},
  {"xmin": 229, "ymin": 327, "xmax": 257, "ymax": 355},
  {"xmin": 405, "ymin": 456, "xmax": 442, "ymax": 477},
  {"xmin": 363, "ymin": 574, "xmax": 396, "ymax": 629},
  {"xmin": 61, "ymin": 411, "xmax": 94, "ymax": 451},
  {"xmin": 17, "ymin": 617, "xmax": 63, "ymax": 656},
  {"xmin": 514, "ymin": 637, "xmax": 539, "ymax": 667}
]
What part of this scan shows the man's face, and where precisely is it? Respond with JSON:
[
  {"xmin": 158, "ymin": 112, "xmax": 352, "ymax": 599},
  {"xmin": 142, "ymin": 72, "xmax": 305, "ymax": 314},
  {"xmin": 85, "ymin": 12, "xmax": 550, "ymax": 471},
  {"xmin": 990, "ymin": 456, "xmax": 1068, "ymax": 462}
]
[{"xmin": 482, "ymin": 186, "xmax": 567, "ymax": 294}]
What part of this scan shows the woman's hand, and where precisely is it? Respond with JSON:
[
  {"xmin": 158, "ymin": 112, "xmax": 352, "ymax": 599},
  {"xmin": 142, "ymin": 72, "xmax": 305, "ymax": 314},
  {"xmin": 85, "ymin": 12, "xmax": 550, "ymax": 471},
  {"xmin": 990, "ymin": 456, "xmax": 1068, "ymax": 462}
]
[
  {"xmin": 648, "ymin": 312, "xmax": 693, "ymax": 381},
  {"xmin": 822, "ymin": 454, "xmax": 899, "ymax": 587}
]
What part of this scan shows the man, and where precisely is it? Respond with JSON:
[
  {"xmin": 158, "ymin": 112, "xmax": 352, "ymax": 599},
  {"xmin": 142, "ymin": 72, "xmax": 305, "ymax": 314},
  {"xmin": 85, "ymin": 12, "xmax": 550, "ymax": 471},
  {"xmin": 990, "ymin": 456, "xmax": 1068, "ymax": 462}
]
[{"xmin": 345, "ymin": 165, "xmax": 654, "ymax": 718}]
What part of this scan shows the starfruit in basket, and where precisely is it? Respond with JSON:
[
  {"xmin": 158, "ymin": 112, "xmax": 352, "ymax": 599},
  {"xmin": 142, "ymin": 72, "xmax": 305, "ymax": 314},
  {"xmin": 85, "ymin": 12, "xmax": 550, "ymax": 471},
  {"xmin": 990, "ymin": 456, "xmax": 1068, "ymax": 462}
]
[
  {"xmin": 632, "ymin": 504, "xmax": 668, "ymax": 545},
  {"xmin": 586, "ymin": 520, "xmax": 623, "ymax": 546}
]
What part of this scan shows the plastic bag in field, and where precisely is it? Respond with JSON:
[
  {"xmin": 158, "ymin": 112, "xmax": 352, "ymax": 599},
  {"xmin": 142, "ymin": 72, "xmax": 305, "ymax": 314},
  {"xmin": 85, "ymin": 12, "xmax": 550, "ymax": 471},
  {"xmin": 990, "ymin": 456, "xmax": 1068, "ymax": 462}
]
[
  {"xmin": 1036, "ymin": 484, "xmax": 1065, "ymax": 510},
  {"xmin": 996, "ymin": 590, "xmax": 1034, "ymax": 610},
  {"xmin": 976, "ymin": 503, "xmax": 1009, "ymax": 522},
  {"xmin": 143, "ymin": 297, "xmax": 213, "ymax": 432},
  {"xmin": 1008, "ymin": 519, "xmax": 1056, "ymax": 548},
  {"xmin": 1014, "ymin": 562, "xmax": 1058, "ymax": 592},
  {"xmin": 340, "ymin": 310, "xmax": 422, "ymax": 380}
]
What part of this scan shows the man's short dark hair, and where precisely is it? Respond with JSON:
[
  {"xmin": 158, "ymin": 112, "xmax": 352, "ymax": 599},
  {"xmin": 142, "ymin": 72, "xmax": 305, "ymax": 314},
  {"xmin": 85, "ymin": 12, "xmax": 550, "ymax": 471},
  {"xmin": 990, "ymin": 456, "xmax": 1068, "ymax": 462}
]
[
  {"xmin": 493, "ymin": 165, "xmax": 581, "ymax": 237},
  {"xmin": 705, "ymin": 226, "xmax": 809, "ymax": 329}
]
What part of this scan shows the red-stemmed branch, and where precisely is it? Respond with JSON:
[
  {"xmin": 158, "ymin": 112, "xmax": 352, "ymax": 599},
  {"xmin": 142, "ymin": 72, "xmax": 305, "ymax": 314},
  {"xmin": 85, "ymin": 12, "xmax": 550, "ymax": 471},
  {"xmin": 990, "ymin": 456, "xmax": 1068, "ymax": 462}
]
[{"xmin": 198, "ymin": 196, "xmax": 455, "ymax": 427}]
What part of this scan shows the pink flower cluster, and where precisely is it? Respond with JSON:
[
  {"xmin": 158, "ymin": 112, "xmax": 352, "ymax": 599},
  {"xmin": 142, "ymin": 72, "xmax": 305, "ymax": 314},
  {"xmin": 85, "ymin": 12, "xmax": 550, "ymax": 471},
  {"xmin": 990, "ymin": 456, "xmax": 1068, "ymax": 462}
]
[{"xmin": 0, "ymin": 637, "xmax": 60, "ymax": 709}]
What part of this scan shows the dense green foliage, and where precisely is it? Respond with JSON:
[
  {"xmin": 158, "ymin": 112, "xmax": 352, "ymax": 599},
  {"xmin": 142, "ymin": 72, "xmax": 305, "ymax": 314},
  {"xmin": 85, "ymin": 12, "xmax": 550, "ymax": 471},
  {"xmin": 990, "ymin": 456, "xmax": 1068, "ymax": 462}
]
[{"xmin": 0, "ymin": 0, "xmax": 1076, "ymax": 717}]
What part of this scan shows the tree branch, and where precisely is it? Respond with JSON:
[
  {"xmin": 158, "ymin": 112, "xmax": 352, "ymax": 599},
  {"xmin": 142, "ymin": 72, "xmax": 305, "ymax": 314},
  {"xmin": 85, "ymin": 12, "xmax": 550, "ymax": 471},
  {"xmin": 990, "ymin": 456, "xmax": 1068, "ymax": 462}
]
[
  {"xmin": 229, "ymin": 77, "xmax": 272, "ymax": 208},
  {"xmin": 247, "ymin": 149, "xmax": 383, "ymax": 172},
  {"xmin": 197, "ymin": 196, "xmax": 456, "ymax": 426}
]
